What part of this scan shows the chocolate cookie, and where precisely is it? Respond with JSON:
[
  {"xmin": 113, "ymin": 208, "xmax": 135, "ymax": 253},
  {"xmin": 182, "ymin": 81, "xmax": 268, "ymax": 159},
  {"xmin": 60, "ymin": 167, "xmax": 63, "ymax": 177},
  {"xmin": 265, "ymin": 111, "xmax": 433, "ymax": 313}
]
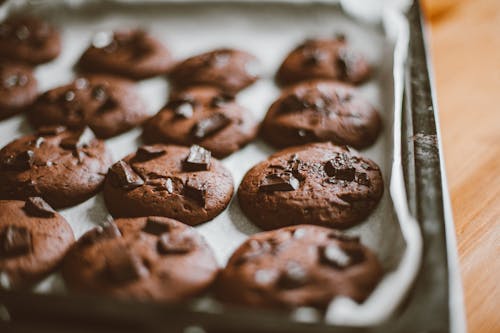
[
  {"xmin": 238, "ymin": 142, "xmax": 383, "ymax": 230},
  {"xmin": 103, "ymin": 144, "xmax": 234, "ymax": 225},
  {"xmin": 0, "ymin": 61, "xmax": 38, "ymax": 120},
  {"xmin": 261, "ymin": 80, "xmax": 381, "ymax": 149},
  {"xmin": 28, "ymin": 75, "xmax": 148, "ymax": 139},
  {"xmin": 276, "ymin": 36, "xmax": 370, "ymax": 86},
  {"xmin": 0, "ymin": 198, "xmax": 74, "ymax": 290},
  {"xmin": 217, "ymin": 225, "xmax": 382, "ymax": 308},
  {"xmin": 169, "ymin": 48, "xmax": 260, "ymax": 94},
  {"xmin": 0, "ymin": 127, "xmax": 112, "ymax": 208},
  {"xmin": 62, "ymin": 217, "xmax": 218, "ymax": 301},
  {"xmin": 143, "ymin": 86, "xmax": 258, "ymax": 158},
  {"xmin": 77, "ymin": 29, "xmax": 174, "ymax": 80},
  {"xmin": 0, "ymin": 16, "xmax": 61, "ymax": 64}
]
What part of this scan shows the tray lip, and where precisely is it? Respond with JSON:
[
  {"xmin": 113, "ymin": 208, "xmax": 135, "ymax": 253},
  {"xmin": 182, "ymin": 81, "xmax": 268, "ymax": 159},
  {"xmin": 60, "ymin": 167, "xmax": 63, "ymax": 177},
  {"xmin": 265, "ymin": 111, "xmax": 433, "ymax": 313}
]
[{"xmin": 0, "ymin": 0, "xmax": 462, "ymax": 332}]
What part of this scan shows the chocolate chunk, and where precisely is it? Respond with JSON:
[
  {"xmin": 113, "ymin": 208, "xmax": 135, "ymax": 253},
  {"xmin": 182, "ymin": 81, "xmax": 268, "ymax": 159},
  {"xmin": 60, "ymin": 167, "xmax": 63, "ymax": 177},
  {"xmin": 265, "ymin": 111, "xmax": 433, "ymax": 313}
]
[
  {"xmin": 34, "ymin": 137, "xmax": 45, "ymax": 148},
  {"xmin": 165, "ymin": 178, "xmax": 174, "ymax": 194},
  {"xmin": 277, "ymin": 262, "xmax": 308, "ymax": 289},
  {"xmin": 136, "ymin": 145, "xmax": 166, "ymax": 161},
  {"xmin": 234, "ymin": 240, "xmax": 272, "ymax": 266},
  {"xmin": 253, "ymin": 269, "xmax": 277, "ymax": 286},
  {"xmin": 327, "ymin": 231, "xmax": 360, "ymax": 243},
  {"xmin": 142, "ymin": 217, "xmax": 170, "ymax": 236},
  {"xmin": 324, "ymin": 154, "xmax": 355, "ymax": 181},
  {"xmin": 191, "ymin": 113, "xmax": 231, "ymax": 139},
  {"xmin": 0, "ymin": 226, "xmax": 31, "ymax": 258},
  {"xmin": 303, "ymin": 49, "xmax": 325, "ymax": 66},
  {"xmin": 183, "ymin": 179, "xmax": 207, "ymax": 207},
  {"xmin": 106, "ymin": 244, "xmax": 148, "ymax": 283},
  {"xmin": 91, "ymin": 85, "xmax": 107, "ymax": 101},
  {"xmin": 183, "ymin": 145, "xmax": 211, "ymax": 172},
  {"xmin": 210, "ymin": 94, "xmax": 233, "ymax": 108},
  {"xmin": 80, "ymin": 221, "xmax": 121, "ymax": 246},
  {"xmin": 355, "ymin": 172, "xmax": 370, "ymax": 186},
  {"xmin": 319, "ymin": 244, "xmax": 364, "ymax": 269},
  {"xmin": 173, "ymin": 101, "xmax": 194, "ymax": 119},
  {"xmin": 1, "ymin": 150, "xmax": 34, "ymax": 170},
  {"xmin": 279, "ymin": 94, "xmax": 306, "ymax": 114},
  {"xmin": 37, "ymin": 125, "xmax": 66, "ymax": 136},
  {"xmin": 109, "ymin": 160, "xmax": 144, "ymax": 190},
  {"xmin": 59, "ymin": 127, "xmax": 95, "ymax": 150},
  {"xmin": 24, "ymin": 197, "xmax": 56, "ymax": 218},
  {"xmin": 74, "ymin": 78, "xmax": 88, "ymax": 90},
  {"xmin": 259, "ymin": 172, "xmax": 299, "ymax": 192},
  {"xmin": 157, "ymin": 231, "xmax": 195, "ymax": 255}
]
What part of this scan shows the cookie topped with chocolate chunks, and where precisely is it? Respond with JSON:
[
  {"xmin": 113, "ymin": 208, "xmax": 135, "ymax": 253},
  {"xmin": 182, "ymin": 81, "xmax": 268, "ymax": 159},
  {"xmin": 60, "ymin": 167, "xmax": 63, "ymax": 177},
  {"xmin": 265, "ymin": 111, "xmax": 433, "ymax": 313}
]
[
  {"xmin": 62, "ymin": 217, "xmax": 218, "ymax": 301},
  {"xmin": 0, "ymin": 16, "xmax": 61, "ymax": 64},
  {"xmin": 216, "ymin": 224, "xmax": 382, "ymax": 308},
  {"xmin": 103, "ymin": 144, "xmax": 234, "ymax": 226},
  {"xmin": 143, "ymin": 86, "xmax": 258, "ymax": 158},
  {"xmin": 276, "ymin": 35, "xmax": 371, "ymax": 86},
  {"xmin": 77, "ymin": 29, "xmax": 174, "ymax": 80},
  {"xmin": 261, "ymin": 80, "xmax": 381, "ymax": 149},
  {"xmin": 0, "ymin": 198, "xmax": 74, "ymax": 290},
  {"xmin": 28, "ymin": 75, "xmax": 148, "ymax": 139},
  {"xmin": 0, "ymin": 127, "xmax": 112, "ymax": 208},
  {"xmin": 238, "ymin": 142, "xmax": 383, "ymax": 230},
  {"xmin": 169, "ymin": 48, "xmax": 260, "ymax": 94}
]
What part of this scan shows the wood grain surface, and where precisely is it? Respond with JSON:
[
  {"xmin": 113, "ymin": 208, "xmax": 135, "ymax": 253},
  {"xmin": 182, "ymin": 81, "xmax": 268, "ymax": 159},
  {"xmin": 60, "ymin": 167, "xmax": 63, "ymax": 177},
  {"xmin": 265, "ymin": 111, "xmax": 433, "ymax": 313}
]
[{"xmin": 423, "ymin": 0, "xmax": 500, "ymax": 332}]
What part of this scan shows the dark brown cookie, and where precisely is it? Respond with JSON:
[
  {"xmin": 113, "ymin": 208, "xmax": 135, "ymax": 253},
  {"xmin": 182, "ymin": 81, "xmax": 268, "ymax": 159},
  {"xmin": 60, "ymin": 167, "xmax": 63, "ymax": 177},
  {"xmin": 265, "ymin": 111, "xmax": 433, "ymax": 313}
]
[
  {"xmin": 0, "ymin": 16, "xmax": 61, "ymax": 65},
  {"xmin": 62, "ymin": 217, "xmax": 218, "ymax": 301},
  {"xmin": 238, "ymin": 142, "xmax": 383, "ymax": 230},
  {"xmin": 169, "ymin": 48, "xmax": 260, "ymax": 94},
  {"xmin": 0, "ymin": 61, "xmax": 38, "ymax": 120},
  {"xmin": 0, "ymin": 127, "xmax": 112, "ymax": 208},
  {"xmin": 261, "ymin": 80, "xmax": 381, "ymax": 149},
  {"xmin": 276, "ymin": 36, "xmax": 370, "ymax": 86},
  {"xmin": 77, "ymin": 29, "xmax": 174, "ymax": 80},
  {"xmin": 103, "ymin": 144, "xmax": 234, "ymax": 226},
  {"xmin": 0, "ymin": 198, "xmax": 74, "ymax": 290},
  {"xmin": 143, "ymin": 86, "xmax": 258, "ymax": 158},
  {"xmin": 216, "ymin": 225, "xmax": 382, "ymax": 308},
  {"xmin": 28, "ymin": 75, "xmax": 148, "ymax": 139}
]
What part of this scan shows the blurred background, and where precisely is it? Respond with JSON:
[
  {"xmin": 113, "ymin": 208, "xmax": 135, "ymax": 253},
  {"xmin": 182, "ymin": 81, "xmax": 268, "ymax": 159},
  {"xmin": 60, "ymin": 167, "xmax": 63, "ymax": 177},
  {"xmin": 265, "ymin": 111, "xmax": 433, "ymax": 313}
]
[{"xmin": 421, "ymin": 0, "xmax": 499, "ymax": 333}]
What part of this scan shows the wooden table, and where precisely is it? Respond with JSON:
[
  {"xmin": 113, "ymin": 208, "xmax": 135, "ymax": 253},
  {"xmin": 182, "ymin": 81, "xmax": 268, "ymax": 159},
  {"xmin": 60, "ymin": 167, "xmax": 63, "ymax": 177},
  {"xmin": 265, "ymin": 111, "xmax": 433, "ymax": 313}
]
[{"xmin": 423, "ymin": 0, "xmax": 500, "ymax": 332}]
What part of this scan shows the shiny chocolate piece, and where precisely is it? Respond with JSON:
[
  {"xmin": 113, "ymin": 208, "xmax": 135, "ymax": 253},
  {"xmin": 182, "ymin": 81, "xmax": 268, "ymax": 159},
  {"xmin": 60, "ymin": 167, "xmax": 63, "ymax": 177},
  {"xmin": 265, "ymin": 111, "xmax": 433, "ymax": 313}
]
[
  {"xmin": 37, "ymin": 125, "xmax": 66, "ymax": 136},
  {"xmin": 157, "ymin": 231, "xmax": 194, "ymax": 255},
  {"xmin": 183, "ymin": 145, "xmax": 211, "ymax": 172},
  {"xmin": 109, "ymin": 160, "xmax": 144, "ymax": 190},
  {"xmin": 135, "ymin": 145, "xmax": 166, "ymax": 161},
  {"xmin": 0, "ymin": 225, "xmax": 31, "ymax": 258},
  {"xmin": 172, "ymin": 100, "xmax": 194, "ymax": 119},
  {"xmin": 59, "ymin": 127, "xmax": 95, "ymax": 150},
  {"xmin": 106, "ymin": 243, "xmax": 148, "ymax": 283},
  {"xmin": 24, "ymin": 197, "xmax": 56, "ymax": 218},
  {"xmin": 142, "ymin": 217, "xmax": 170, "ymax": 236},
  {"xmin": 259, "ymin": 172, "xmax": 299, "ymax": 192},
  {"xmin": 277, "ymin": 261, "xmax": 308, "ymax": 289},
  {"xmin": 1, "ymin": 150, "xmax": 34, "ymax": 170},
  {"xmin": 80, "ymin": 221, "xmax": 121, "ymax": 246},
  {"xmin": 324, "ymin": 153, "xmax": 355, "ymax": 181},
  {"xmin": 319, "ymin": 244, "xmax": 364, "ymax": 269},
  {"xmin": 191, "ymin": 113, "xmax": 230, "ymax": 139},
  {"xmin": 183, "ymin": 179, "xmax": 207, "ymax": 207}
]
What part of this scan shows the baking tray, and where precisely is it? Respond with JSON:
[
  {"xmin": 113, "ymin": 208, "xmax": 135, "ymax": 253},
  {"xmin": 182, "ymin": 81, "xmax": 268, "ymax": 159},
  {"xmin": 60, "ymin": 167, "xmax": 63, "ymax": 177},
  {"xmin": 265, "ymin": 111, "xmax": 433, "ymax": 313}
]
[{"xmin": 0, "ymin": 0, "xmax": 465, "ymax": 332}]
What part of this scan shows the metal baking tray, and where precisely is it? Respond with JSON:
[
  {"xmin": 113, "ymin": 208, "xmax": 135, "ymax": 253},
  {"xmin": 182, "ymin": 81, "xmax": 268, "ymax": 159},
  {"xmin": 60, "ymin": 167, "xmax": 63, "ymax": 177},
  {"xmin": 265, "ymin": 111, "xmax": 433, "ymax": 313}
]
[{"xmin": 0, "ymin": 0, "xmax": 465, "ymax": 332}]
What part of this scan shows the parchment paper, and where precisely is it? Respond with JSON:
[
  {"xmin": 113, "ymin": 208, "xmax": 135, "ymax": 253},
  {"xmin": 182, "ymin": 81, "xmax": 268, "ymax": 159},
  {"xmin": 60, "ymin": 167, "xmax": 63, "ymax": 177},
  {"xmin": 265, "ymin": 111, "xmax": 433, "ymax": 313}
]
[{"xmin": 0, "ymin": 0, "xmax": 421, "ymax": 327}]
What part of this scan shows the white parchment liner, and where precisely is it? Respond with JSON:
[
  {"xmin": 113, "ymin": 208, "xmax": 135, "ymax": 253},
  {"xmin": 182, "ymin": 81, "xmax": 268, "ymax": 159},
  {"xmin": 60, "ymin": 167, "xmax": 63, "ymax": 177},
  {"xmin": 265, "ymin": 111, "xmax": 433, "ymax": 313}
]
[{"xmin": 0, "ymin": 0, "xmax": 422, "ymax": 327}]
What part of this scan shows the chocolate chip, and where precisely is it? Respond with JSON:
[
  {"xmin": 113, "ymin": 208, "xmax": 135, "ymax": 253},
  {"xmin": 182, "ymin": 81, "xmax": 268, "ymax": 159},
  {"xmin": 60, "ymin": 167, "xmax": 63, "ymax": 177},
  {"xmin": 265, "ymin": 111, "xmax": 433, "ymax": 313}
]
[
  {"xmin": 37, "ymin": 125, "xmax": 66, "ymax": 136},
  {"xmin": 327, "ymin": 231, "xmax": 360, "ymax": 243},
  {"xmin": 34, "ymin": 137, "xmax": 45, "ymax": 148},
  {"xmin": 259, "ymin": 172, "xmax": 299, "ymax": 192},
  {"xmin": 173, "ymin": 101, "xmax": 194, "ymax": 119},
  {"xmin": 2, "ymin": 74, "xmax": 26, "ymax": 89},
  {"xmin": 319, "ymin": 244, "xmax": 364, "ymax": 269},
  {"xmin": 183, "ymin": 145, "xmax": 211, "ymax": 172},
  {"xmin": 74, "ymin": 78, "xmax": 88, "ymax": 90},
  {"xmin": 324, "ymin": 154, "xmax": 355, "ymax": 181},
  {"xmin": 59, "ymin": 127, "xmax": 95, "ymax": 150},
  {"xmin": 1, "ymin": 150, "xmax": 34, "ymax": 170},
  {"xmin": 355, "ymin": 172, "xmax": 370, "ymax": 186},
  {"xmin": 279, "ymin": 94, "xmax": 306, "ymax": 114},
  {"xmin": 64, "ymin": 90, "xmax": 75, "ymax": 102},
  {"xmin": 109, "ymin": 160, "xmax": 144, "ymax": 190},
  {"xmin": 302, "ymin": 49, "xmax": 326, "ymax": 66},
  {"xmin": 157, "ymin": 231, "xmax": 195, "ymax": 255},
  {"xmin": 91, "ymin": 85, "xmax": 107, "ymax": 101},
  {"xmin": 106, "ymin": 244, "xmax": 148, "ymax": 283},
  {"xmin": 142, "ymin": 217, "xmax": 170, "ymax": 236},
  {"xmin": 234, "ymin": 240, "xmax": 272, "ymax": 266},
  {"xmin": 136, "ymin": 145, "xmax": 166, "ymax": 161},
  {"xmin": 183, "ymin": 178, "xmax": 207, "ymax": 207},
  {"xmin": 80, "ymin": 221, "xmax": 121, "ymax": 246},
  {"xmin": 15, "ymin": 25, "xmax": 30, "ymax": 40},
  {"xmin": 24, "ymin": 197, "xmax": 56, "ymax": 218},
  {"xmin": 254, "ymin": 269, "xmax": 277, "ymax": 286},
  {"xmin": 277, "ymin": 262, "xmax": 308, "ymax": 289},
  {"xmin": 210, "ymin": 94, "xmax": 233, "ymax": 108},
  {"xmin": 165, "ymin": 178, "xmax": 173, "ymax": 193},
  {"xmin": 0, "ymin": 226, "xmax": 31, "ymax": 258},
  {"xmin": 191, "ymin": 113, "xmax": 231, "ymax": 139}
]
